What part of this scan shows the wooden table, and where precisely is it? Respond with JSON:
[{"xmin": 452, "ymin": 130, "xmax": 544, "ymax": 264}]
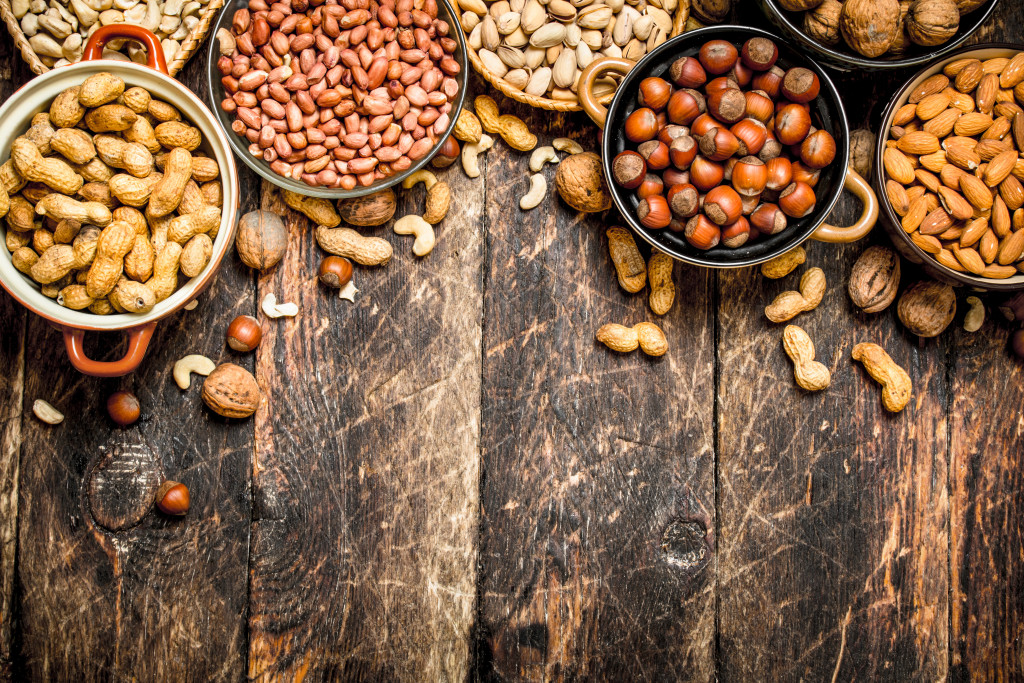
[{"xmin": 1, "ymin": 3, "xmax": 1023, "ymax": 681}]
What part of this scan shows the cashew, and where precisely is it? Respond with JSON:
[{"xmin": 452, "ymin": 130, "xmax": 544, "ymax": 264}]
[
  {"xmin": 69, "ymin": 0, "xmax": 99, "ymax": 27},
  {"xmin": 215, "ymin": 27, "xmax": 235, "ymax": 56},
  {"xmin": 339, "ymin": 279, "xmax": 357, "ymax": 302},
  {"xmin": 528, "ymin": 146, "xmax": 558, "ymax": 172},
  {"xmin": 393, "ymin": 214, "xmax": 435, "ymax": 256},
  {"xmin": 21, "ymin": 13, "xmax": 39, "ymax": 36},
  {"xmin": 162, "ymin": 0, "xmax": 184, "ymax": 15},
  {"xmin": 32, "ymin": 399, "xmax": 64, "ymax": 425},
  {"xmin": 173, "ymin": 353, "xmax": 215, "ymax": 390},
  {"xmin": 553, "ymin": 137, "xmax": 584, "ymax": 155},
  {"xmin": 461, "ymin": 133, "xmax": 494, "ymax": 178},
  {"xmin": 158, "ymin": 14, "xmax": 180, "ymax": 35},
  {"xmin": 261, "ymin": 292, "xmax": 298, "ymax": 318},
  {"xmin": 181, "ymin": 1, "xmax": 200, "ymax": 16},
  {"xmin": 12, "ymin": 0, "xmax": 29, "ymax": 19},
  {"xmin": 161, "ymin": 38, "xmax": 180, "ymax": 62},
  {"xmin": 184, "ymin": 299, "xmax": 198, "ymax": 310},
  {"xmin": 519, "ymin": 173, "xmax": 547, "ymax": 210},
  {"xmin": 62, "ymin": 33, "xmax": 84, "ymax": 62},
  {"xmin": 402, "ymin": 169, "xmax": 437, "ymax": 190},
  {"xmin": 963, "ymin": 296, "xmax": 985, "ymax": 332},
  {"xmin": 111, "ymin": 0, "xmax": 136, "ymax": 8},
  {"xmin": 38, "ymin": 13, "xmax": 73, "ymax": 39},
  {"xmin": 29, "ymin": 33, "xmax": 63, "ymax": 58}
]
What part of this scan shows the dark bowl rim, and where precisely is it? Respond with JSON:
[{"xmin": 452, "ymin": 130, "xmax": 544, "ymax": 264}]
[
  {"xmin": 205, "ymin": 0, "xmax": 468, "ymax": 199},
  {"xmin": 600, "ymin": 24, "xmax": 851, "ymax": 269},
  {"xmin": 874, "ymin": 41, "xmax": 1024, "ymax": 292},
  {"xmin": 759, "ymin": 0, "xmax": 1001, "ymax": 71}
]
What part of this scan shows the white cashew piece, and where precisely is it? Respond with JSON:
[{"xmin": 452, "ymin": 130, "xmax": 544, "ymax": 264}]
[
  {"xmin": 261, "ymin": 293, "xmax": 299, "ymax": 318},
  {"xmin": 69, "ymin": 0, "xmax": 99, "ymax": 28},
  {"xmin": 553, "ymin": 138, "xmax": 584, "ymax": 155},
  {"xmin": 963, "ymin": 296, "xmax": 985, "ymax": 332},
  {"xmin": 161, "ymin": 38, "xmax": 180, "ymax": 62},
  {"xmin": 519, "ymin": 173, "xmax": 547, "ymax": 210},
  {"xmin": 339, "ymin": 279, "xmax": 357, "ymax": 302},
  {"xmin": 461, "ymin": 133, "xmax": 493, "ymax": 179},
  {"xmin": 173, "ymin": 353, "xmax": 215, "ymax": 390},
  {"xmin": 32, "ymin": 399, "xmax": 64, "ymax": 424},
  {"xmin": 38, "ymin": 14, "xmax": 73, "ymax": 39},
  {"xmin": 12, "ymin": 0, "xmax": 29, "ymax": 19},
  {"xmin": 184, "ymin": 299, "xmax": 199, "ymax": 310},
  {"xmin": 61, "ymin": 33, "xmax": 83, "ymax": 62},
  {"xmin": 402, "ymin": 169, "xmax": 437, "ymax": 190},
  {"xmin": 393, "ymin": 215, "xmax": 435, "ymax": 257},
  {"xmin": 29, "ymin": 33, "xmax": 63, "ymax": 58},
  {"xmin": 529, "ymin": 146, "xmax": 558, "ymax": 173},
  {"xmin": 215, "ymin": 27, "xmax": 235, "ymax": 55},
  {"xmin": 21, "ymin": 13, "xmax": 39, "ymax": 36}
]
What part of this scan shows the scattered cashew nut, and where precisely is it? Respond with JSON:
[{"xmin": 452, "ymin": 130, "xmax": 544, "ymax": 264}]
[
  {"xmin": 32, "ymin": 399, "xmax": 64, "ymax": 424},
  {"xmin": 782, "ymin": 325, "xmax": 830, "ymax": 391},
  {"xmin": 402, "ymin": 169, "xmax": 437, "ymax": 190},
  {"xmin": 173, "ymin": 354, "xmax": 216, "ymax": 390},
  {"xmin": 461, "ymin": 133, "xmax": 494, "ymax": 178},
  {"xmin": 963, "ymin": 296, "xmax": 984, "ymax": 332},
  {"xmin": 553, "ymin": 138, "xmax": 584, "ymax": 155},
  {"xmin": 184, "ymin": 299, "xmax": 198, "ymax": 310},
  {"xmin": 339, "ymin": 279, "xmax": 357, "ymax": 302},
  {"xmin": 519, "ymin": 174, "xmax": 547, "ymax": 211},
  {"xmin": 528, "ymin": 146, "xmax": 558, "ymax": 173},
  {"xmin": 261, "ymin": 293, "xmax": 299, "ymax": 318},
  {"xmin": 393, "ymin": 215, "xmax": 435, "ymax": 257}
]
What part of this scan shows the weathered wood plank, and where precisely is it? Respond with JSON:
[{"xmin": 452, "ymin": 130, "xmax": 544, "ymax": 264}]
[
  {"xmin": 949, "ymin": 319, "xmax": 1024, "ymax": 681},
  {"xmin": 15, "ymin": 57, "xmax": 255, "ymax": 680},
  {"xmin": 476, "ymin": 102, "xmax": 716, "ymax": 681},
  {"xmin": 248, "ymin": 159, "xmax": 482, "ymax": 678},
  {"xmin": 0, "ymin": 37, "xmax": 30, "ymax": 683}
]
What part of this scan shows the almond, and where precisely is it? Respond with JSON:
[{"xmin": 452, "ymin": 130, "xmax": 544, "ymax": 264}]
[
  {"xmin": 983, "ymin": 149, "xmax": 1018, "ymax": 187},
  {"xmin": 954, "ymin": 246, "xmax": 986, "ymax": 275},
  {"xmin": 893, "ymin": 103, "xmax": 919, "ymax": 126},
  {"xmin": 919, "ymin": 150, "xmax": 947, "ymax": 173},
  {"xmin": 920, "ymin": 207, "xmax": 954, "ymax": 235},
  {"xmin": 945, "ymin": 144, "xmax": 979, "ymax": 171},
  {"xmin": 886, "ymin": 179, "xmax": 910, "ymax": 216},
  {"xmin": 980, "ymin": 230, "xmax": 1000, "ymax": 263},
  {"xmin": 983, "ymin": 264, "xmax": 1018, "ymax": 278},
  {"xmin": 916, "ymin": 93, "xmax": 950, "ymax": 120},
  {"xmin": 960, "ymin": 217, "xmax": 989, "ymax": 247},
  {"xmin": 910, "ymin": 74, "xmax": 951, "ymax": 103},
  {"xmin": 1013, "ymin": 158, "xmax": 1024, "ymax": 183},
  {"xmin": 897, "ymin": 131, "xmax": 941, "ymax": 155},
  {"xmin": 954, "ymin": 60, "xmax": 984, "ymax": 93},
  {"xmin": 974, "ymin": 138, "xmax": 1013, "ymax": 161},
  {"xmin": 907, "ymin": 186, "xmax": 927, "ymax": 203},
  {"xmin": 941, "ymin": 163, "xmax": 967, "ymax": 189},
  {"xmin": 1000, "ymin": 175, "xmax": 1024, "ymax": 210},
  {"xmin": 938, "ymin": 224, "xmax": 963, "ymax": 241},
  {"xmin": 902, "ymin": 196, "xmax": 929, "ymax": 232},
  {"xmin": 1013, "ymin": 111, "xmax": 1024, "ymax": 150},
  {"xmin": 936, "ymin": 248, "xmax": 966, "ymax": 272},
  {"xmin": 944, "ymin": 88, "xmax": 976, "ymax": 113},
  {"xmin": 992, "ymin": 196, "xmax": 1011, "ymax": 237},
  {"xmin": 960, "ymin": 173, "xmax": 994, "ymax": 210},
  {"xmin": 912, "ymin": 233, "xmax": 942, "ymax": 254},
  {"xmin": 944, "ymin": 59, "xmax": 974, "ymax": 79},
  {"xmin": 981, "ymin": 115, "xmax": 1011, "ymax": 141},
  {"xmin": 1000, "ymin": 53, "xmax": 1024, "ymax": 89},
  {"xmin": 983, "ymin": 57, "xmax": 1010, "ymax": 75},
  {"xmin": 923, "ymin": 108, "xmax": 961, "ymax": 138},
  {"xmin": 954, "ymin": 112, "xmax": 993, "ymax": 136},
  {"xmin": 976, "ymin": 73, "xmax": 1000, "ymax": 115},
  {"xmin": 938, "ymin": 186, "xmax": 973, "ymax": 220},
  {"xmin": 916, "ymin": 168, "xmax": 941, "ymax": 193},
  {"xmin": 884, "ymin": 148, "xmax": 916, "ymax": 185},
  {"xmin": 998, "ymin": 228, "xmax": 1024, "ymax": 265}
]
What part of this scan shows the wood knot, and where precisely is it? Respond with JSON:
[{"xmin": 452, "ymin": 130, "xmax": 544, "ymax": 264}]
[
  {"xmin": 88, "ymin": 435, "xmax": 162, "ymax": 532},
  {"xmin": 660, "ymin": 519, "xmax": 709, "ymax": 570}
]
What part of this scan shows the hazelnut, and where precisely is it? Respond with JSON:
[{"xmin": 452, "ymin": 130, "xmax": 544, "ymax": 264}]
[
  {"xmin": 638, "ymin": 77, "xmax": 672, "ymax": 111},
  {"xmin": 638, "ymin": 195, "xmax": 672, "ymax": 229},
  {"xmin": 698, "ymin": 40, "xmax": 739, "ymax": 75},
  {"xmin": 227, "ymin": 314, "xmax": 263, "ymax": 352},
  {"xmin": 318, "ymin": 256, "xmax": 353, "ymax": 289},
  {"xmin": 625, "ymin": 108, "xmax": 659, "ymax": 143},
  {"xmin": 704, "ymin": 185, "xmax": 744, "ymax": 226},
  {"xmin": 721, "ymin": 216, "xmax": 751, "ymax": 248},
  {"xmin": 740, "ymin": 37, "xmax": 779, "ymax": 71},
  {"xmin": 669, "ymin": 56, "xmax": 707, "ymax": 88},
  {"xmin": 431, "ymin": 136, "xmax": 460, "ymax": 168},
  {"xmin": 613, "ymin": 150, "xmax": 647, "ymax": 189},
  {"xmin": 637, "ymin": 174, "xmax": 665, "ymax": 199},
  {"xmin": 106, "ymin": 391, "xmax": 140, "ymax": 427},
  {"xmin": 685, "ymin": 214, "xmax": 721, "ymax": 250},
  {"xmin": 779, "ymin": 181, "xmax": 818, "ymax": 218},
  {"xmin": 690, "ymin": 156, "xmax": 725, "ymax": 192},
  {"xmin": 156, "ymin": 480, "xmax": 190, "ymax": 516}
]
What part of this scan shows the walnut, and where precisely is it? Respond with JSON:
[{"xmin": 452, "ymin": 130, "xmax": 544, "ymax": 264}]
[
  {"xmin": 555, "ymin": 152, "xmax": 612, "ymax": 213},
  {"xmin": 690, "ymin": 0, "xmax": 731, "ymax": 24},
  {"xmin": 906, "ymin": 0, "xmax": 960, "ymax": 47},
  {"xmin": 848, "ymin": 246, "xmax": 900, "ymax": 313},
  {"xmin": 887, "ymin": 2, "xmax": 913, "ymax": 56},
  {"xmin": 780, "ymin": 0, "xmax": 823, "ymax": 11},
  {"xmin": 337, "ymin": 188, "xmax": 397, "ymax": 227},
  {"xmin": 840, "ymin": 0, "xmax": 901, "ymax": 58},
  {"xmin": 235, "ymin": 210, "xmax": 287, "ymax": 270},
  {"xmin": 202, "ymin": 363, "xmax": 261, "ymax": 418},
  {"xmin": 953, "ymin": 0, "xmax": 987, "ymax": 13},
  {"xmin": 897, "ymin": 280, "xmax": 956, "ymax": 337},
  {"xmin": 848, "ymin": 128, "xmax": 876, "ymax": 179},
  {"xmin": 803, "ymin": 0, "xmax": 843, "ymax": 47}
]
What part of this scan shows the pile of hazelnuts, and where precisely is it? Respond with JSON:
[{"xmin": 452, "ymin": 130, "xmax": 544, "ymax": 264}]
[{"xmin": 611, "ymin": 36, "xmax": 837, "ymax": 250}]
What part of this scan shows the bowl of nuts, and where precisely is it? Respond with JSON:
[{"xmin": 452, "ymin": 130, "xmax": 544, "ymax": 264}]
[
  {"xmin": 0, "ymin": 26, "xmax": 240, "ymax": 376},
  {"xmin": 208, "ymin": 0, "xmax": 468, "ymax": 197},
  {"xmin": 578, "ymin": 25, "xmax": 878, "ymax": 269},
  {"xmin": 758, "ymin": 0, "xmax": 1000, "ymax": 72},
  {"xmin": 876, "ymin": 43, "xmax": 1024, "ymax": 291}
]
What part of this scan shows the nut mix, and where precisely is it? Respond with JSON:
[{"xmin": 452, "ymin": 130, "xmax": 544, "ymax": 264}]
[
  {"xmin": 2, "ymin": 72, "xmax": 223, "ymax": 315},
  {"xmin": 610, "ymin": 36, "xmax": 837, "ymax": 250},
  {"xmin": 460, "ymin": 0, "xmax": 681, "ymax": 103},
  {"xmin": 883, "ymin": 51, "xmax": 1024, "ymax": 280},
  {"xmin": 218, "ymin": 0, "xmax": 462, "ymax": 189}
]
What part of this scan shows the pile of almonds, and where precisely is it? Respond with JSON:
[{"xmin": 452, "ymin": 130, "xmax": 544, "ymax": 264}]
[
  {"xmin": 460, "ymin": 0, "xmax": 680, "ymax": 103},
  {"xmin": 218, "ymin": 0, "xmax": 462, "ymax": 189},
  {"xmin": 884, "ymin": 51, "xmax": 1024, "ymax": 279}
]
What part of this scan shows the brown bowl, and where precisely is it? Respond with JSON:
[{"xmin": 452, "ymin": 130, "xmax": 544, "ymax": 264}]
[{"xmin": 875, "ymin": 42, "xmax": 1024, "ymax": 292}]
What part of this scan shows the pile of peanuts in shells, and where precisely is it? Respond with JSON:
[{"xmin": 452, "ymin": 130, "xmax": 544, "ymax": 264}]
[
  {"xmin": 460, "ymin": 0, "xmax": 679, "ymax": 102},
  {"xmin": 11, "ymin": 0, "xmax": 209, "ymax": 67},
  {"xmin": 217, "ymin": 0, "xmax": 463, "ymax": 189}
]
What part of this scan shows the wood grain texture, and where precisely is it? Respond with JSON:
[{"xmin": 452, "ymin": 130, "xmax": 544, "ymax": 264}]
[
  {"xmin": 14, "ymin": 57, "xmax": 255, "ymax": 681},
  {"xmin": 476, "ymin": 101, "xmax": 716, "ymax": 682},
  {"xmin": 248, "ymin": 162, "xmax": 483, "ymax": 680}
]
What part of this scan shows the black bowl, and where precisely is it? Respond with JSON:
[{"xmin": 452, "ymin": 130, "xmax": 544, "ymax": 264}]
[
  {"xmin": 206, "ymin": 0, "xmax": 468, "ymax": 198},
  {"xmin": 758, "ymin": 0, "xmax": 1000, "ymax": 72},
  {"xmin": 599, "ymin": 25, "xmax": 850, "ymax": 269},
  {"xmin": 875, "ymin": 42, "xmax": 1024, "ymax": 291}
]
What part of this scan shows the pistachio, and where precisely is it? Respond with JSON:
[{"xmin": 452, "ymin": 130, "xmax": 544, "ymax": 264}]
[{"xmin": 529, "ymin": 21, "xmax": 566, "ymax": 47}]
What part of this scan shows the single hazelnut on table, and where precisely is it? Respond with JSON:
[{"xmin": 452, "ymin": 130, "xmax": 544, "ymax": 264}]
[
  {"xmin": 318, "ymin": 256, "xmax": 354, "ymax": 289},
  {"xmin": 106, "ymin": 391, "xmax": 140, "ymax": 427},
  {"xmin": 155, "ymin": 480, "xmax": 190, "ymax": 516},
  {"xmin": 227, "ymin": 314, "xmax": 263, "ymax": 352}
]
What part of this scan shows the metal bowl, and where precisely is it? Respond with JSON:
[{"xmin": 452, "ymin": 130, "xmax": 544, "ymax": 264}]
[
  {"xmin": 206, "ymin": 0, "xmax": 467, "ymax": 198},
  {"xmin": 757, "ymin": 0, "xmax": 1000, "ymax": 73},
  {"xmin": 875, "ymin": 42, "xmax": 1024, "ymax": 292}
]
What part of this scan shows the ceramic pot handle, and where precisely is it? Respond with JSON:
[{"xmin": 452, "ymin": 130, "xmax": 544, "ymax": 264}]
[
  {"xmin": 811, "ymin": 169, "xmax": 878, "ymax": 243},
  {"xmin": 62, "ymin": 323, "xmax": 156, "ymax": 377},
  {"xmin": 81, "ymin": 25, "xmax": 169, "ymax": 75},
  {"xmin": 578, "ymin": 57, "xmax": 633, "ymax": 128}
]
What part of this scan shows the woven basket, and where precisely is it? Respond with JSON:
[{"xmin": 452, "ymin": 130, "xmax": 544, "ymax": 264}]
[
  {"xmin": 465, "ymin": 0, "xmax": 690, "ymax": 112},
  {"xmin": 0, "ymin": 0, "xmax": 223, "ymax": 77}
]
